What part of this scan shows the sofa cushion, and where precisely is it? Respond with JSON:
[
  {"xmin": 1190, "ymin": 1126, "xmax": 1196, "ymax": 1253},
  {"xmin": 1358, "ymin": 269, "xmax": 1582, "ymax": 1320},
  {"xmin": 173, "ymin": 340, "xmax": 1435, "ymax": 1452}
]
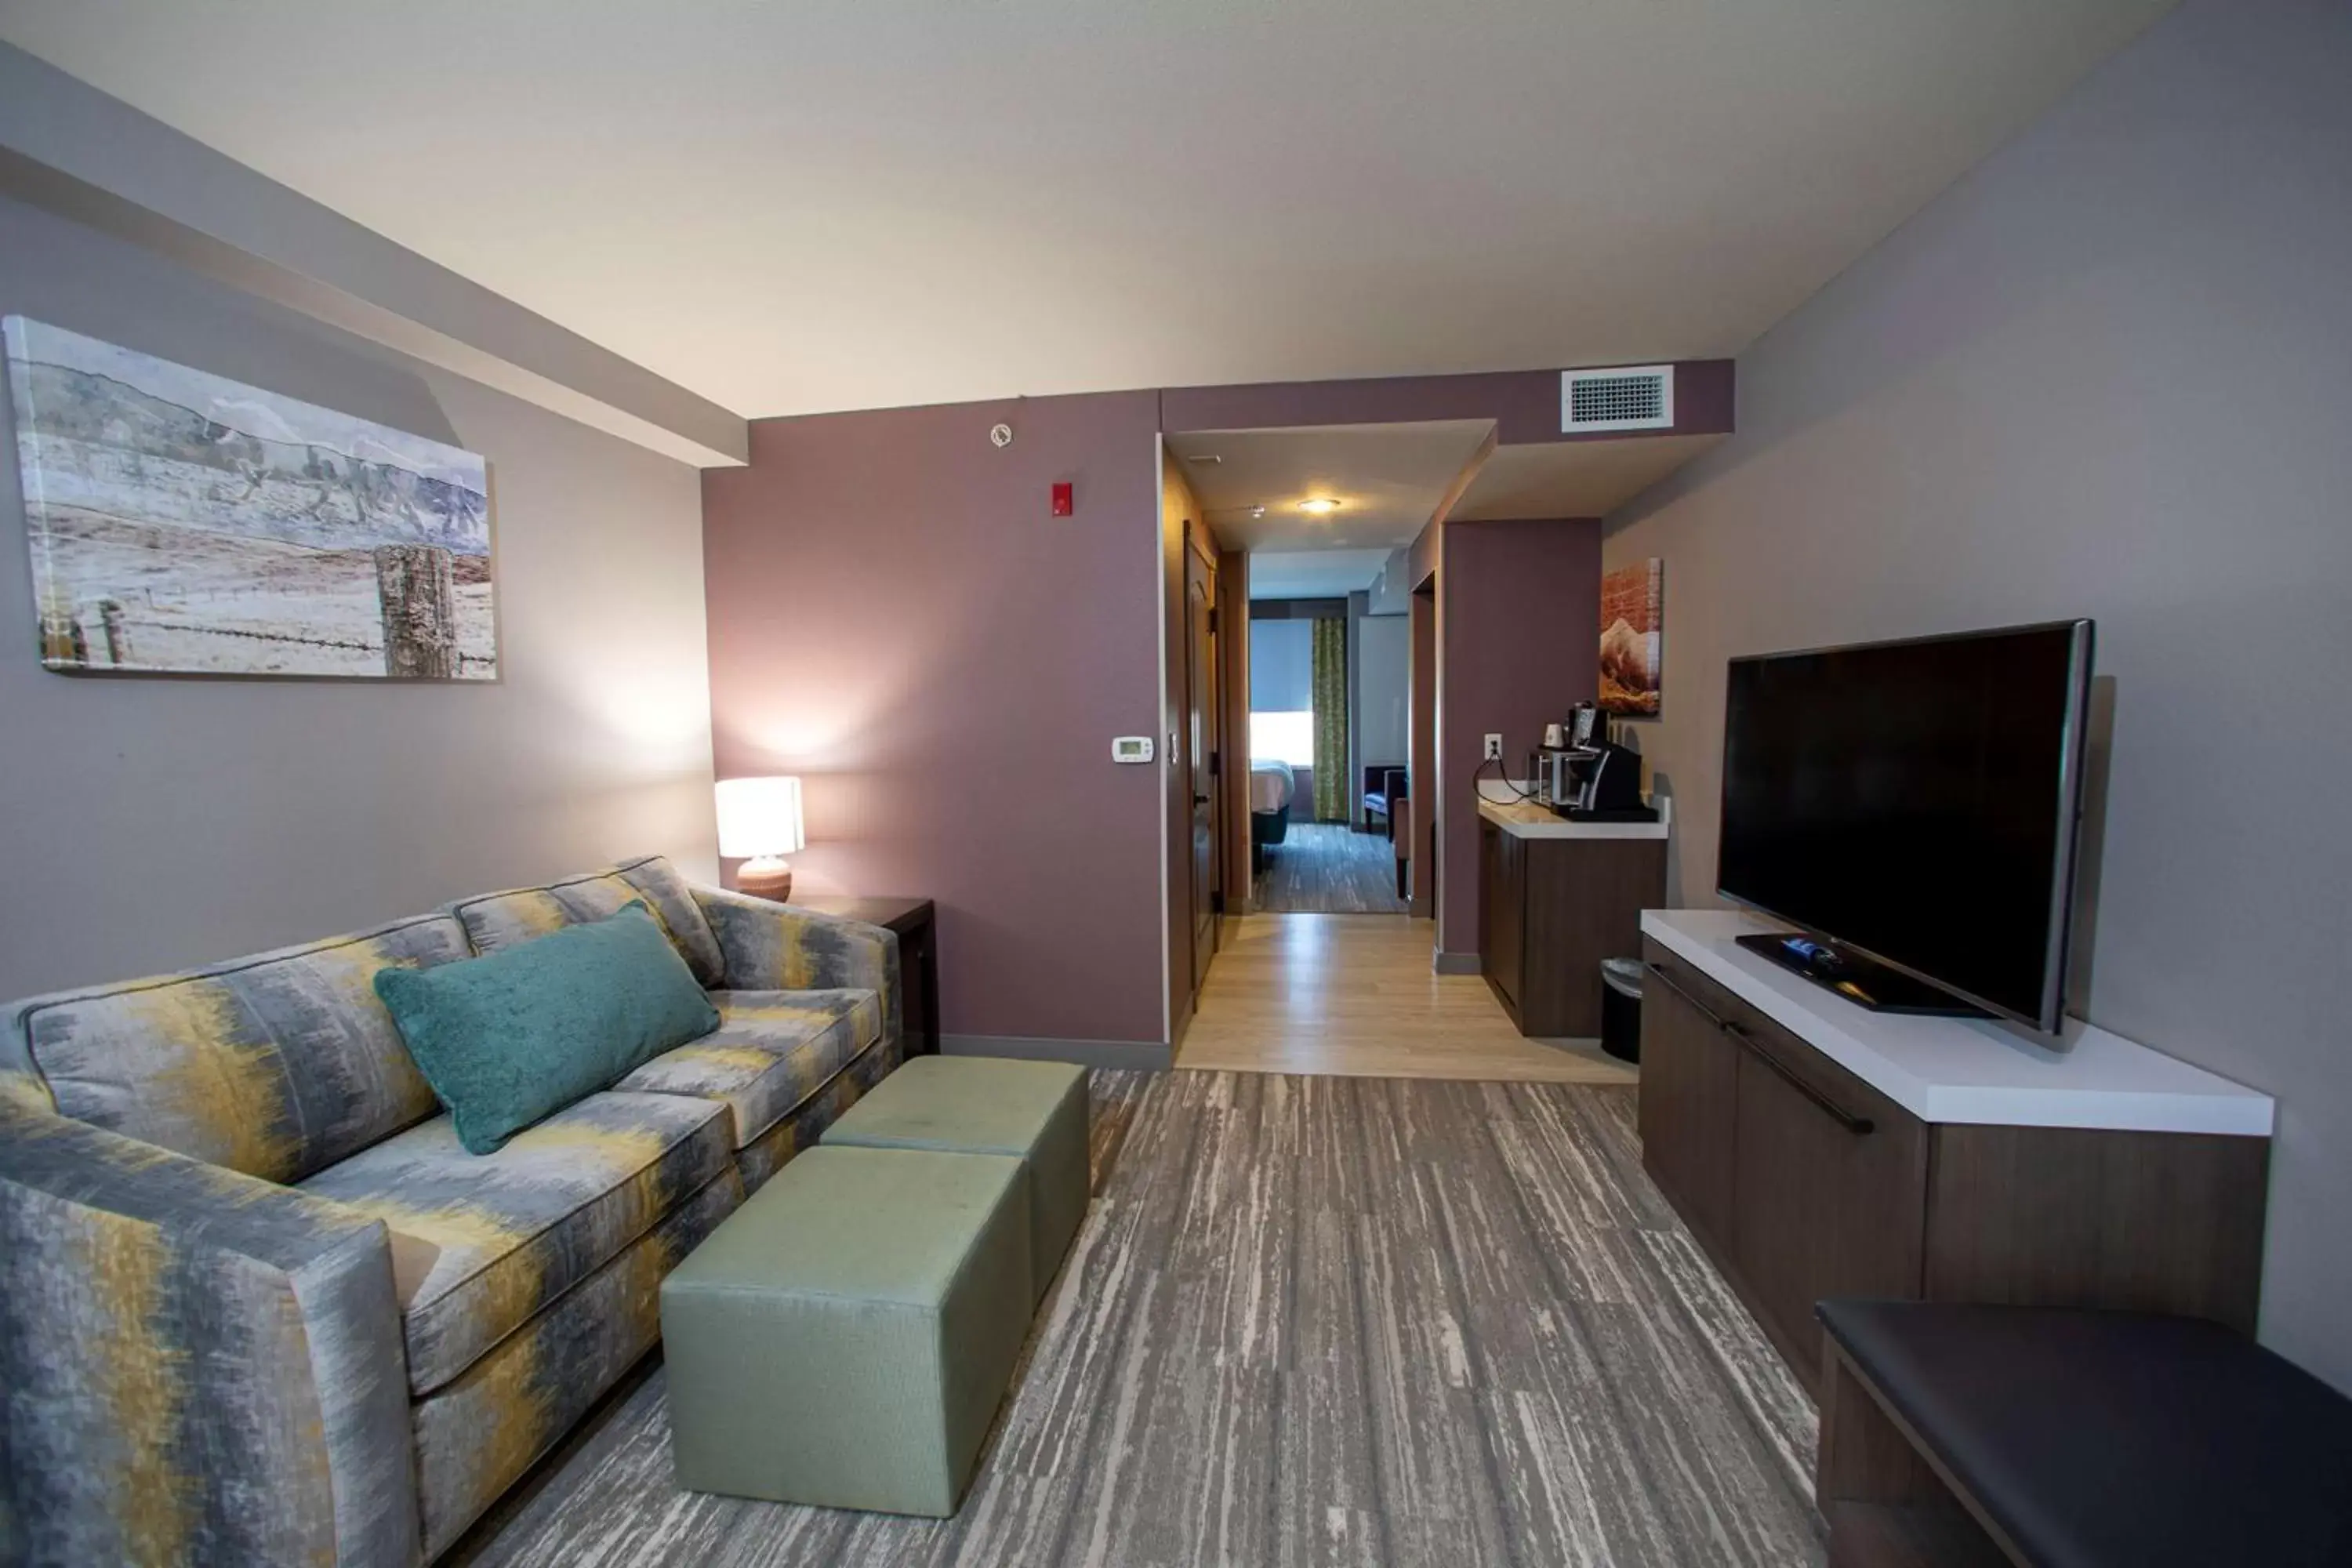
[
  {"xmin": 300, "ymin": 1090, "xmax": 731, "ymax": 1395},
  {"xmin": 408, "ymin": 1171, "xmax": 742, "ymax": 1559},
  {"xmin": 5, "ymin": 914, "xmax": 470, "ymax": 1183},
  {"xmin": 375, "ymin": 902, "xmax": 720, "ymax": 1155},
  {"xmin": 615, "ymin": 988, "xmax": 880, "ymax": 1152},
  {"xmin": 450, "ymin": 855, "xmax": 725, "ymax": 989}
]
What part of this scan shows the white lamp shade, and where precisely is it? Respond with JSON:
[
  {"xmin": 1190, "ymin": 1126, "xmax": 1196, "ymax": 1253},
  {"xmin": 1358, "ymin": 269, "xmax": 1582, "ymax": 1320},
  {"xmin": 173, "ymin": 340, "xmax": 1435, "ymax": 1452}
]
[{"xmin": 715, "ymin": 776, "xmax": 804, "ymax": 859}]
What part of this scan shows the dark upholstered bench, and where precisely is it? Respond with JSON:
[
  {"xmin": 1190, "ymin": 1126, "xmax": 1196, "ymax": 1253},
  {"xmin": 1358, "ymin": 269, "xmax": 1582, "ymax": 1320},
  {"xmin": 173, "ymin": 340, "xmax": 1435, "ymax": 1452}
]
[
  {"xmin": 1816, "ymin": 1299, "xmax": 2352, "ymax": 1567},
  {"xmin": 1362, "ymin": 764, "xmax": 1406, "ymax": 839}
]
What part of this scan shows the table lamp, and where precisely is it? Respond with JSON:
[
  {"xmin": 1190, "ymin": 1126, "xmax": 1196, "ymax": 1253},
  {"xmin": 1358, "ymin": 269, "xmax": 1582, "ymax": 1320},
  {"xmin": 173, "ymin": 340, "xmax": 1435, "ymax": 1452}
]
[{"xmin": 716, "ymin": 775, "xmax": 804, "ymax": 902}]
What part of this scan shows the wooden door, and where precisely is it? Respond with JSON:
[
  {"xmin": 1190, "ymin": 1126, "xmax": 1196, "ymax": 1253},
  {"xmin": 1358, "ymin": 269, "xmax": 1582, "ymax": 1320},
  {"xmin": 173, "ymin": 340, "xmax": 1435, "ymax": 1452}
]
[
  {"xmin": 1635, "ymin": 942, "xmax": 1743, "ymax": 1255},
  {"xmin": 1730, "ymin": 1014, "xmax": 1926, "ymax": 1390},
  {"xmin": 1184, "ymin": 528, "xmax": 1218, "ymax": 994},
  {"xmin": 1408, "ymin": 583, "xmax": 1436, "ymax": 920}
]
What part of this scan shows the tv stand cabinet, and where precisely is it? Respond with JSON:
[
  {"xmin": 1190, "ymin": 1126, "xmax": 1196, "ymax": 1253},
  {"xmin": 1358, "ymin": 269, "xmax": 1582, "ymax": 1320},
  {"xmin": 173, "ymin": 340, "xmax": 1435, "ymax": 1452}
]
[{"xmin": 1637, "ymin": 910, "xmax": 2274, "ymax": 1393}]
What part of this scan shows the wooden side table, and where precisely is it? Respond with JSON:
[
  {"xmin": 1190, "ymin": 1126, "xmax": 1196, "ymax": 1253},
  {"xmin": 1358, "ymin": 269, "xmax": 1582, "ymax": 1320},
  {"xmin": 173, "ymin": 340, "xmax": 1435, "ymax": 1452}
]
[{"xmin": 790, "ymin": 895, "xmax": 938, "ymax": 1058}]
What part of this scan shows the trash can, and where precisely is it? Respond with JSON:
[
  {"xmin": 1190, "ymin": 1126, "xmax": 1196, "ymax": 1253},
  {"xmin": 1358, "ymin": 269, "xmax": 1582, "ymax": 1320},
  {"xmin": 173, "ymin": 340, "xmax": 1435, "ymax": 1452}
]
[{"xmin": 1599, "ymin": 958, "xmax": 1644, "ymax": 1064}]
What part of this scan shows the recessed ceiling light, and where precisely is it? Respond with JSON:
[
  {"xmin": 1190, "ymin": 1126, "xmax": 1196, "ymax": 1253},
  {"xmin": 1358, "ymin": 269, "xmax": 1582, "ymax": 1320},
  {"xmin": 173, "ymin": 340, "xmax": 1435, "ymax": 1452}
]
[
  {"xmin": 1185, "ymin": 453, "xmax": 1222, "ymax": 465},
  {"xmin": 1250, "ymin": 506, "xmax": 1266, "ymax": 518},
  {"xmin": 1298, "ymin": 497, "xmax": 1341, "ymax": 514}
]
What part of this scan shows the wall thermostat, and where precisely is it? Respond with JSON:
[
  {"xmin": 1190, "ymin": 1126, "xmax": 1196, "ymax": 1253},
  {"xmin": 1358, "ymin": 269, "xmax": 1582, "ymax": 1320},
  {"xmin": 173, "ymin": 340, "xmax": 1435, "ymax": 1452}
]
[
  {"xmin": 1112, "ymin": 736, "xmax": 1154, "ymax": 764},
  {"xmin": 989, "ymin": 423, "xmax": 1014, "ymax": 448}
]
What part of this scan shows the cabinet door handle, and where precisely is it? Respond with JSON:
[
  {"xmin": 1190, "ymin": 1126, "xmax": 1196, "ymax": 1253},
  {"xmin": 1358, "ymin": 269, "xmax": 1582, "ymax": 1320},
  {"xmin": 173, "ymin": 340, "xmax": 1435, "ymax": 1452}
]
[
  {"xmin": 1643, "ymin": 962, "xmax": 1875, "ymax": 1136},
  {"xmin": 1721, "ymin": 1022, "xmax": 1876, "ymax": 1136},
  {"xmin": 1643, "ymin": 960, "xmax": 1734, "ymax": 1032}
]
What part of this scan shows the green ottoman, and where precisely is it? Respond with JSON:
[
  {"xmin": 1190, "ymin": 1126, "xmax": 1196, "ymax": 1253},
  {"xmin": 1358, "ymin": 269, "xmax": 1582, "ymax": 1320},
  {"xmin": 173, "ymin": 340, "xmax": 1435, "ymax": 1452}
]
[
  {"xmin": 660, "ymin": 1144, "xmax": 1032, "ymax": 1516},
  {"xmin": 822, "ymin": 1055, "xmax": 1090, "ymax": 1304}
]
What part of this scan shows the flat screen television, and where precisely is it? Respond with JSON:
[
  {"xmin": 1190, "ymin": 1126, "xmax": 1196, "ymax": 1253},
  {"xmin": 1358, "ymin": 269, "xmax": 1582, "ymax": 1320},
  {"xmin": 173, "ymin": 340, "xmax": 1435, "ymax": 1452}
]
[{"xmin": 1717, "ymin": 620, "xmax": 2095, "ymax": 1035}]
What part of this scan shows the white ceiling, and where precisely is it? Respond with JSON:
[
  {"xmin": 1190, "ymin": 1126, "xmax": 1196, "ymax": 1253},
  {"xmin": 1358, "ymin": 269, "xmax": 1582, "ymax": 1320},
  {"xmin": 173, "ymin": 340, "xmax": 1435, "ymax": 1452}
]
[
  {"xmin": 1450, "ymin": 433, "xmax": 1730, "ymax": 521},
  {"xmin": 1249, "ymin": 550, "xmax": 1396, "ymax": 601},
  {"xmin": 1165, "ymin": 422, "xmax": 1490, "ymax": 554},
  {"xmin": 0, "ymin": 1, "xmax": 2170, "ymax": 419}
]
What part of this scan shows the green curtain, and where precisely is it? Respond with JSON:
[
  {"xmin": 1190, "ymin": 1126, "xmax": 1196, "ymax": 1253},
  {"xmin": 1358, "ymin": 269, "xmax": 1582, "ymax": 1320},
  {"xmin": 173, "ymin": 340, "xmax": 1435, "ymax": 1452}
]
[{"xmin": 1311, "ymin": 616, "xmax": 1348, "ymax": 822}]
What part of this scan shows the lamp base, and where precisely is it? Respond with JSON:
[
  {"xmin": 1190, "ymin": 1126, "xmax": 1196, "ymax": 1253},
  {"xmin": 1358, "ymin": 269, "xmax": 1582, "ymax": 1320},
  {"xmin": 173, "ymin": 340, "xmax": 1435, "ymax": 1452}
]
[{"xmin": 736, "ymin": 858, "xmax": 793, "ymax": 903}]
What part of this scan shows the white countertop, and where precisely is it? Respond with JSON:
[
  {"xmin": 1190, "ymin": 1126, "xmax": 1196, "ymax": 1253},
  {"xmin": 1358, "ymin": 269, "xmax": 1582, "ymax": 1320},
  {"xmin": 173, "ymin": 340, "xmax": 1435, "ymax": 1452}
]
[
  {"xmin": 1477, "ymin": 792, "xmax": 1671, "ymax": 840},
  {"xmin": 1639, "ymin": 909, "xmax": 2274, "ymax": 1137}
]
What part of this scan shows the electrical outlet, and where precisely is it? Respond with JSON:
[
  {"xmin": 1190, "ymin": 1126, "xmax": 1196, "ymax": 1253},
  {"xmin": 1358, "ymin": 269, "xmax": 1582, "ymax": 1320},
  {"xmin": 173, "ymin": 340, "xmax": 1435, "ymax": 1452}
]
[{"xmin": 1483, "ymin": 733, "xmax": 1503, "ymax": 760}]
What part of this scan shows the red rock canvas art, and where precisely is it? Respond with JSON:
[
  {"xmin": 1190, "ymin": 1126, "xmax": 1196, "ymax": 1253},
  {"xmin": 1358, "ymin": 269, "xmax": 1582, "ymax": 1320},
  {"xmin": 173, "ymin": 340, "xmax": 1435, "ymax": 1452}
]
[{"xmin": 1598, "ymin": 557, "xmax": 1662, "ymax": 715}]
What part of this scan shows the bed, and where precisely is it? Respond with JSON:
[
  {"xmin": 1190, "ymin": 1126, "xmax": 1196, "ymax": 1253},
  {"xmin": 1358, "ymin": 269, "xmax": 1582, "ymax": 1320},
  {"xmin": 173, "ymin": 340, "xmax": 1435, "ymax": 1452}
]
[{"xmin": 1250, "ymin": 759, "xmax": 1295, "ymax": 874}]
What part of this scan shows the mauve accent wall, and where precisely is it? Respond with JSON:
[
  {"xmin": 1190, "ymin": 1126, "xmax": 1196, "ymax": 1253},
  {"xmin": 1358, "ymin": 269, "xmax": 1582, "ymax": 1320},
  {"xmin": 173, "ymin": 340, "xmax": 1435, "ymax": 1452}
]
[
  {"xmin": 1161, "ymin": 361, "xmax": 1732, "ymax": 446},
  {"xmin": 702, "ymin": 393, "xmax": 1167, "ymax": 1047},
  {"xmin": 1436, "ymin": 519, "xmax": 1601, "ymax": 960},
  {"xmin": 1602, "ymin": 0, "xmax": 2352, "ymax": 1391}
]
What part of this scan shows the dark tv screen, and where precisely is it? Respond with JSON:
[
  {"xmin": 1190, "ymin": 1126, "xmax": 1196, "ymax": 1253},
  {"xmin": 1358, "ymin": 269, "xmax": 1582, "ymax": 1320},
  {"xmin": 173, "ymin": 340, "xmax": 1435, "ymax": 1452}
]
[{"xmin": 1717, "ymin": 622, "xmax": 2093, "ymax": 1030}]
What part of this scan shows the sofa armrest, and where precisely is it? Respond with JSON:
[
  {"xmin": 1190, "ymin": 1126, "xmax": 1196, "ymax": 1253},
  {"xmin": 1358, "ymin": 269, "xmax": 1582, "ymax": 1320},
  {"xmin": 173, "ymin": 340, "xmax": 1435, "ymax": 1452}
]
[
  {"xmin": 691, "ymin": 887, "xmax": 903, "ymax": 1053},
  {"xmin": 0, "ymin": 1102, "xmax": 417, "ymax": 1568}
]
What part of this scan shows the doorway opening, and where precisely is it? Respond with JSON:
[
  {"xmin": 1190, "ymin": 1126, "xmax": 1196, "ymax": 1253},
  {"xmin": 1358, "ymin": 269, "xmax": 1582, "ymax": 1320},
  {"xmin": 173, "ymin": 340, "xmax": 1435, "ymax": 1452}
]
[
  {"xmin": 1245, "ymin": 602, "xmax": 1405, "ymax": 913},
  {"xmin": 1164, "ymin": 419, "xmax": 1485, "ymax": 931}
]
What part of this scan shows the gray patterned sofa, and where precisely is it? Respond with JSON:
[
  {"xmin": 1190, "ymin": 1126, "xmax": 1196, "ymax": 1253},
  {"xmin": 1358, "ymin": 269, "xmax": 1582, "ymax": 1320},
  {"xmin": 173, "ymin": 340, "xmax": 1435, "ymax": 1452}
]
[{"xmin": 0, "ymin": 855, "xmax": 902, "ymax": 1566}]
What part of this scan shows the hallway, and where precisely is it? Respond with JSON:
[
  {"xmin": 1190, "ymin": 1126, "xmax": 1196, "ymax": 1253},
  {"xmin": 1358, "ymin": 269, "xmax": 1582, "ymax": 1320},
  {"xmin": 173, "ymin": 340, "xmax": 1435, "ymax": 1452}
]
[
  {"xmin": 1252, "ymin": 822, "xmax": 1406, "ymax": 914},
  {"xmin": 1178, "ymin": 913, "xmax": 1639, "ymax": 1084}
]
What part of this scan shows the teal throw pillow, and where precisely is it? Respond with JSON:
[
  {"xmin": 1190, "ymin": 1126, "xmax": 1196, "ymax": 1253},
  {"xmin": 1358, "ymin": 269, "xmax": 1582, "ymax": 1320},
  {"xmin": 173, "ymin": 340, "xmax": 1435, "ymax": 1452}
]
[{"xmin": 375, "ymin": 900, "xmax": 720, "ymax": 1155}]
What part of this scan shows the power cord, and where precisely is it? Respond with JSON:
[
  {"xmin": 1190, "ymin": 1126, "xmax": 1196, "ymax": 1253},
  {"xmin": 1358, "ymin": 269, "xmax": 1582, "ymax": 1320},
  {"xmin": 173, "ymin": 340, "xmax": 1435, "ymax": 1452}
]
[{"xmin": 1475, "ymin": 752, "xmax": 1543, "ymax": 804}]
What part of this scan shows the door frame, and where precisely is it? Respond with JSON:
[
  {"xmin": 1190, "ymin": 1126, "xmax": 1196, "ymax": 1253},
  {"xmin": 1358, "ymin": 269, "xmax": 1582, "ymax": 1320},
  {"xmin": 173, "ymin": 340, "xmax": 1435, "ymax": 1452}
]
[
  {"xmin": 1217, "ymin": 548, "xmax": 1252, "ymax": 917},
  {"xmin": 1182, "ymin": 521, "xmax": 1221, "ymax": 1001},
  {"xmin": 1409, "ymin": 577, "xmax": 1438, "ymax": 921}
]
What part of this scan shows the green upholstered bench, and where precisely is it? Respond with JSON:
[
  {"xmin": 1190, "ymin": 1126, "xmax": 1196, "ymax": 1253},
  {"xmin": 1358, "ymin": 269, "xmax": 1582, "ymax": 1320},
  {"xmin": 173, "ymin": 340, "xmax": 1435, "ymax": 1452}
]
[
  {"xmin": 822, "ymin": 1055, "xmax": 1091, "ymax": 1304},
  {"xmin": 659, "ymin": 1144, "xmax": 1031, "ymax": 1516}
]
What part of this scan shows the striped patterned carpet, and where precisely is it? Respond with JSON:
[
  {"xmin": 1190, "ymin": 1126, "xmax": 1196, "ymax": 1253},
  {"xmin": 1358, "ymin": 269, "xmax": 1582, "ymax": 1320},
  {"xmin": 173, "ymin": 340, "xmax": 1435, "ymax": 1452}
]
[
  {"xmin": 452, "ymin": 1070, "xmax": 1823, "ymax": 1567},
  {"xmin": 1254, "ymin": 822, "xmax": 1408, "ymax": 914}
]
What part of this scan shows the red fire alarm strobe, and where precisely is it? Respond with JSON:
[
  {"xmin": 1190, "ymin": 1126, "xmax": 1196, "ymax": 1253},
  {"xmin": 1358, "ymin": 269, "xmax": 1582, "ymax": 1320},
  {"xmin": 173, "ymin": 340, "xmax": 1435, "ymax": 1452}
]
[{"xmin": 1051, "ymin": 481, "xmax": 1073, "ymax": 517}]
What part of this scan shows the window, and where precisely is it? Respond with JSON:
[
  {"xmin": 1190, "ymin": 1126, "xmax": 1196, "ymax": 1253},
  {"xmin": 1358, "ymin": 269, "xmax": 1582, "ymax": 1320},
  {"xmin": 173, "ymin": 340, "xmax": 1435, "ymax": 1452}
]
[
  {"xmin": 1249, "ymin": 616, "xmax": 1316, "ymax": 765},
  {"xmin": 1250, "ymin": 710, "xmax": 1315, "ymax": 767}
]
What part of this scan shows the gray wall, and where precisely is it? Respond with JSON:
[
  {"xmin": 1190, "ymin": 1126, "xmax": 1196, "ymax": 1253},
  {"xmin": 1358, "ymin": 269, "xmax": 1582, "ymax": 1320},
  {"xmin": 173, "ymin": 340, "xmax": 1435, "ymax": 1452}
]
[
  {"xmin": 0, "ymin": 194, "xmax": 718, "ymax": 999},
  {"xmin": 1345, "ymin": 589, "xmax": 1368, "ymax": 823},
  {"xmin": 1604, "ymin": 0, "xmax": 2352, "ymax": 1392},
  {"xmin": 1369, "ymin": 547, "xmax": 1414, "ymax": 615},
  {"xmin": 1356, "ymin": 613, "xmax": 1409, "ymax": 773},
  {"xmin": 1343, "ymin": 590, "xmax": 1410, "ymax": 824}
]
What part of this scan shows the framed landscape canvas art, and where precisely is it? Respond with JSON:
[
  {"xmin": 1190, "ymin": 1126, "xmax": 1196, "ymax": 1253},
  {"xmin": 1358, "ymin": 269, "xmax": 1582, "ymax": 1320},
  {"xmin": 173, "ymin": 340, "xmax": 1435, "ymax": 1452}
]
[
  {"xmin": 4, "ymin": 317, "xmax": 496, "ymax": 679},
  {"xmin": 1599, "ymin": 556, "xmax": 1662, "ymax": 715}
]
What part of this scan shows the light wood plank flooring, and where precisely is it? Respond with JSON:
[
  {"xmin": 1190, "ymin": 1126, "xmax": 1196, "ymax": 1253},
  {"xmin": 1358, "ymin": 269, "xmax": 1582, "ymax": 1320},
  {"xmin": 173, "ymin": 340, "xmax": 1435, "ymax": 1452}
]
[
  {"xmin": 1254, "ymin": 822, "xmax": 1407, "ymax": 913},
  {"xmin": 1180, "ymin": 912, "xmax": 1640, "ymax": 1083}
]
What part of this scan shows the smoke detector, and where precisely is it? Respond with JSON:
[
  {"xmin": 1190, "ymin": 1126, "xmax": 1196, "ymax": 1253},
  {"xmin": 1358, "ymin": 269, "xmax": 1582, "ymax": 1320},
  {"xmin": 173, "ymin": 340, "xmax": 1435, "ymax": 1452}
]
[{"xmin": 1562, "ymin": 365, "xmax": 1673, "ymax": 432}]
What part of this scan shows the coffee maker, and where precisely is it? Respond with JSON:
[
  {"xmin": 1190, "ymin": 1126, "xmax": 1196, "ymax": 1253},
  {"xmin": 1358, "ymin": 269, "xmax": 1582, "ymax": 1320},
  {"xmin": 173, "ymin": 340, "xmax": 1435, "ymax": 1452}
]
[
  {"xmin": 1558, "ymin": 739, "xmax": 1657, "ymax": 822},
  {"xmin": 1537, "ymin": 703, "xmax": 1601, "ymax": 804},
  {"xmin": 1541, "ymin": 702, "xmax": 1641, "ymax": 812}
]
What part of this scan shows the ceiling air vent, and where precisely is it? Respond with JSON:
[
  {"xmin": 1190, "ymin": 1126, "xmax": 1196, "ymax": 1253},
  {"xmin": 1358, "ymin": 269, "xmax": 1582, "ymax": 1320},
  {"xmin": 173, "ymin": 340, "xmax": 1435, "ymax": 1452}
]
[{"xmin": 1562, "ymin": 365, "xmax": 1674, "ymax": 433}]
